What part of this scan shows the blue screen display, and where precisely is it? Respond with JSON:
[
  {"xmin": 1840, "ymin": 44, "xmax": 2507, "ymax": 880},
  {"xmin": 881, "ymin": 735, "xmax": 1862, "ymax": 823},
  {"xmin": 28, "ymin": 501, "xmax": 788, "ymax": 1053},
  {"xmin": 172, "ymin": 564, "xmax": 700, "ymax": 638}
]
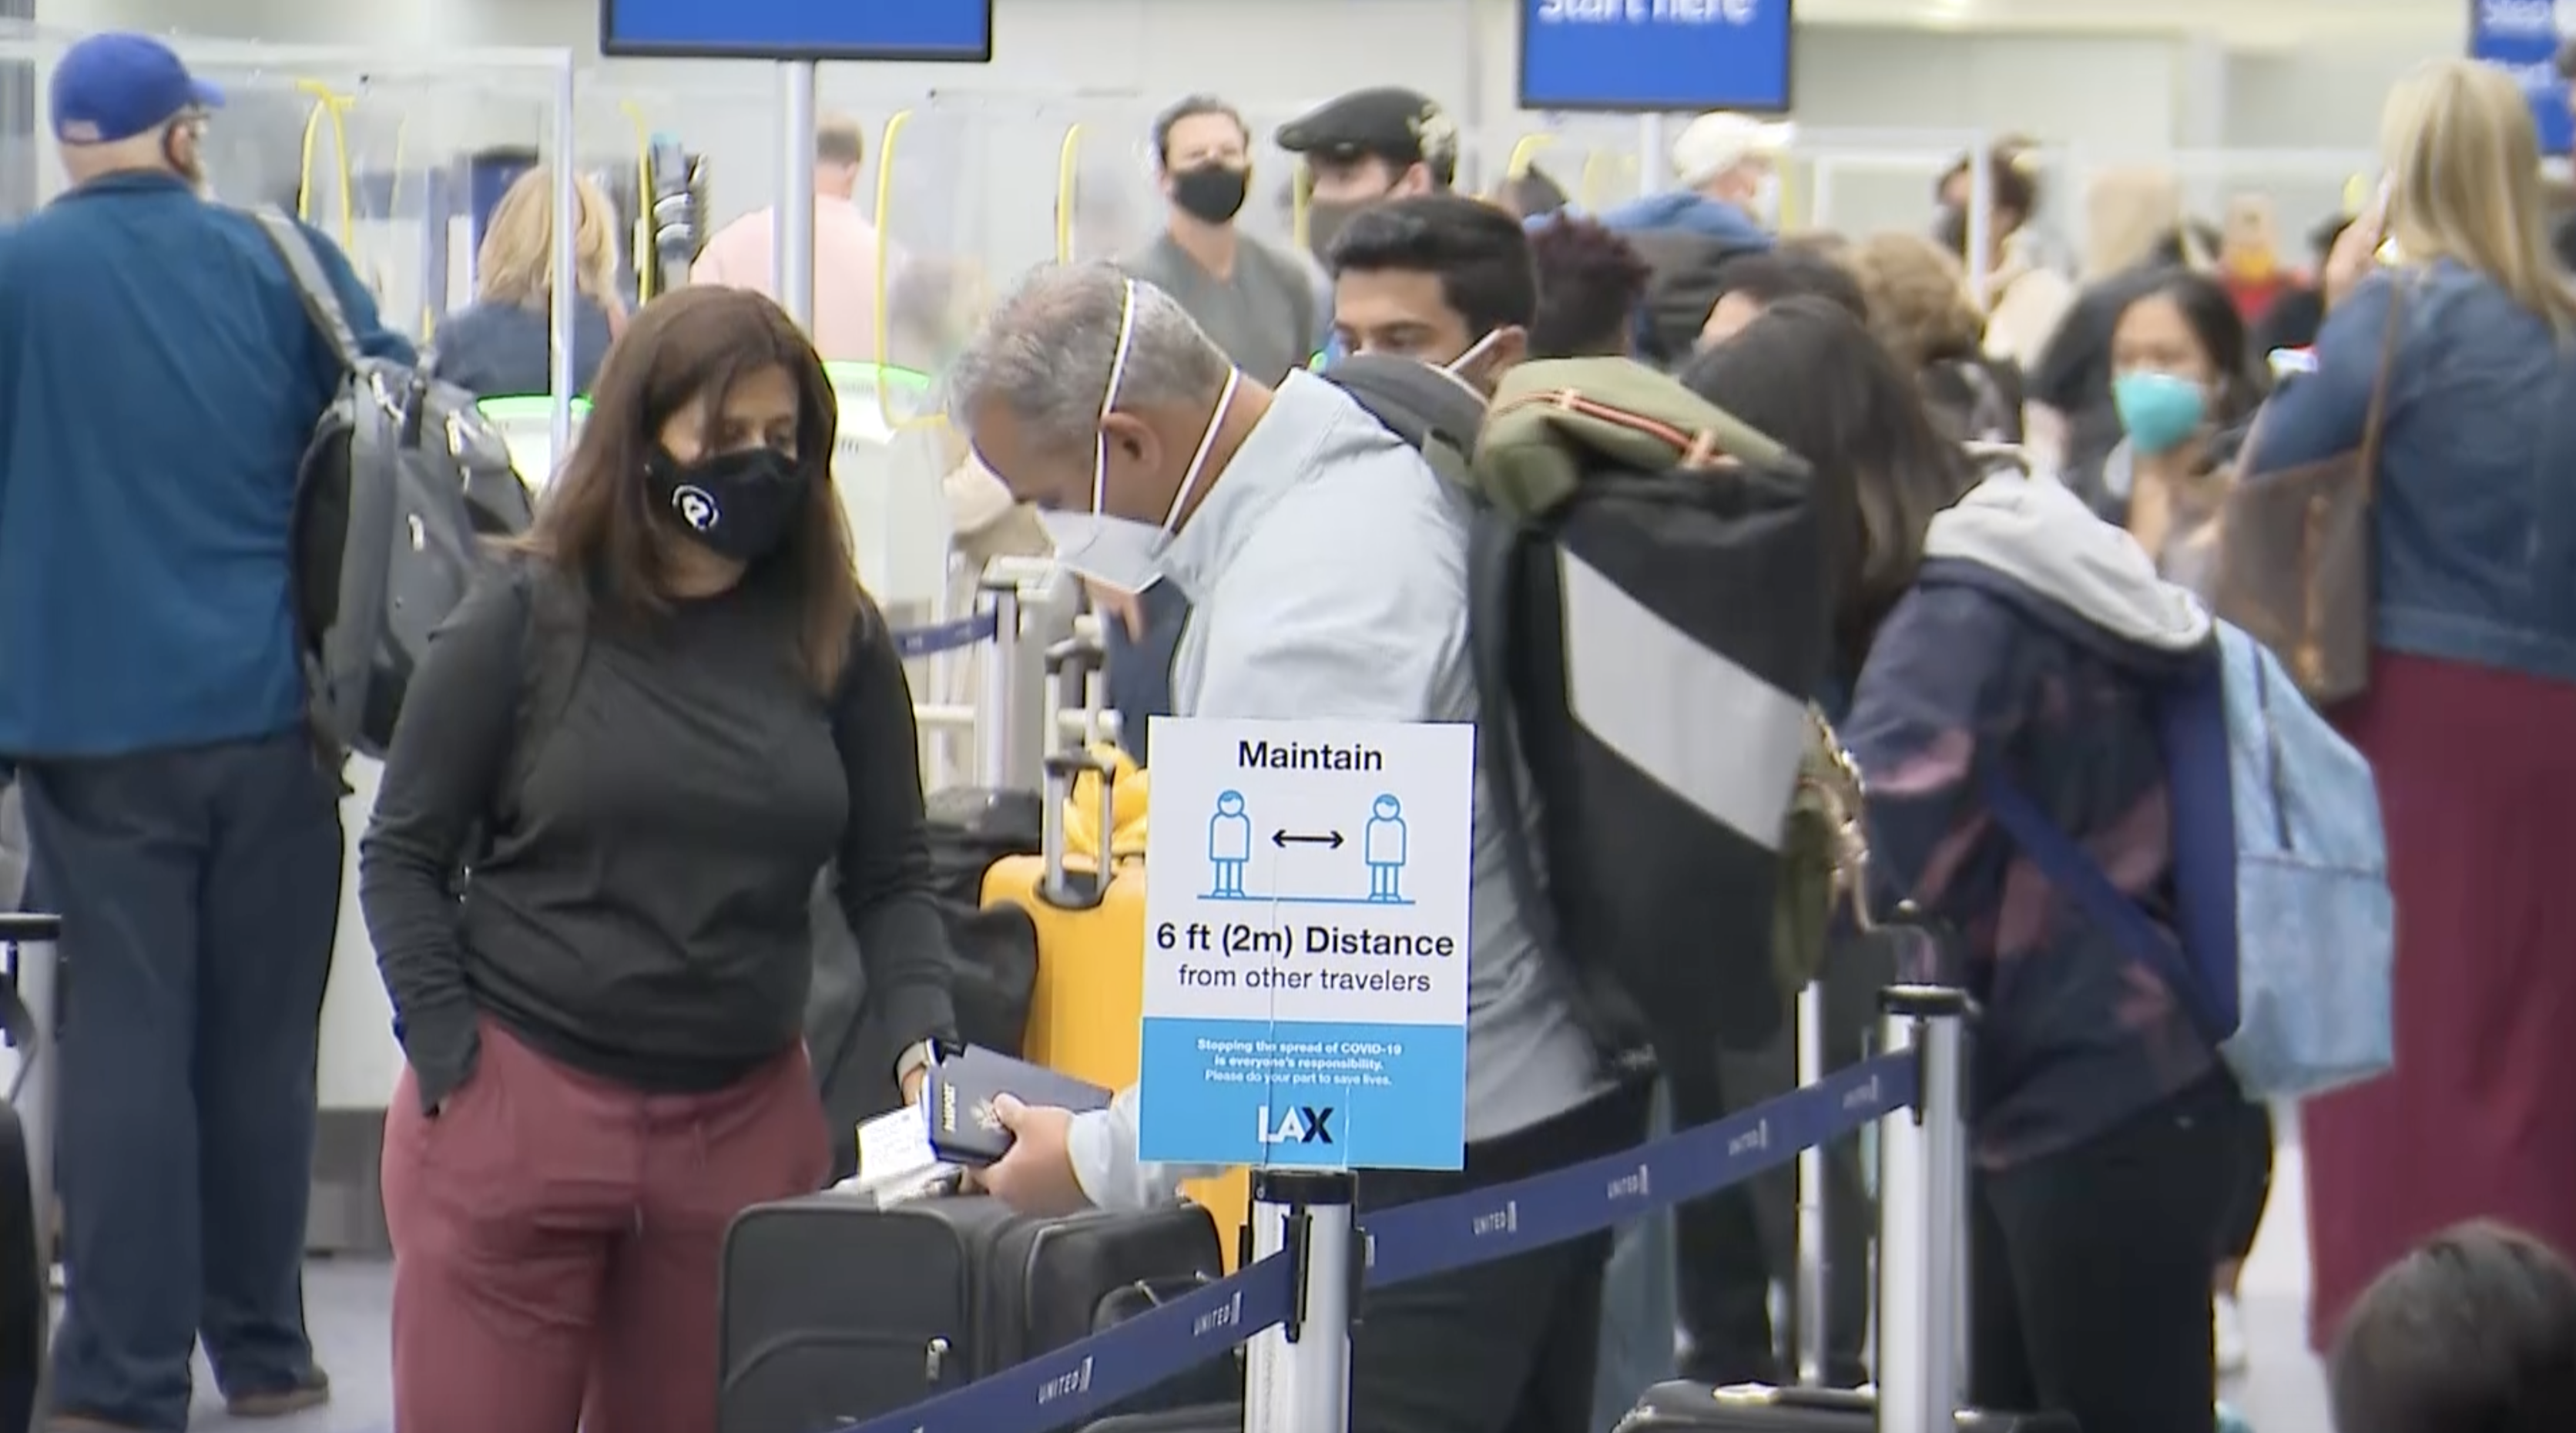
[
  {"xmin": 2468, "ymin": 0, "xmax": 2572, "ymax": 156},
  {"xmin": 1519, "ymin": 0, "xmax": 1793, "ymax": 114},
  {"xmin": 601, "ymin": 0, "xmax": 993, "ymax": 61}
]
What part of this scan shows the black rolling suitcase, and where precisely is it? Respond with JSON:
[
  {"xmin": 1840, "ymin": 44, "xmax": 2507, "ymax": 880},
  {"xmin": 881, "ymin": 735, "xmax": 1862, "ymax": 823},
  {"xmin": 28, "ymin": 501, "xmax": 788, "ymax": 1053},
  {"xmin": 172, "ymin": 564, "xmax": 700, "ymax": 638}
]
[
  {"xmin": 1619, "ymin": 1383, "xmax": 2075, "ymax": 1431},
  {"xmin": 717, "ymin": 1194, "xmax": 1225, "ymax": 1433}
]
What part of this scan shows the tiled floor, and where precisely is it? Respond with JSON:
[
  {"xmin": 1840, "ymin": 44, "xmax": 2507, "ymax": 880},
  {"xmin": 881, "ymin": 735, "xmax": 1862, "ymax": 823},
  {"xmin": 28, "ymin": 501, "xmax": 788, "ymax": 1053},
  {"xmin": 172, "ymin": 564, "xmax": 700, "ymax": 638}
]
[{"xmin": 99, "ymin": 1139, "xmax": 2339, "ymax": 1432}]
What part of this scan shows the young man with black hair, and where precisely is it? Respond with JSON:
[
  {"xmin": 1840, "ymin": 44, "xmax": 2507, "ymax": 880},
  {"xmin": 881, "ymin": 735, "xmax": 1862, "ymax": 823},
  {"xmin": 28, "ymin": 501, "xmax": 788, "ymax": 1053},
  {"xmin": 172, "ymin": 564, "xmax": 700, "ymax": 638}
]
[{"xmin": 1323, "ymin": 192, "xmax": 1535, "ymax": 392}]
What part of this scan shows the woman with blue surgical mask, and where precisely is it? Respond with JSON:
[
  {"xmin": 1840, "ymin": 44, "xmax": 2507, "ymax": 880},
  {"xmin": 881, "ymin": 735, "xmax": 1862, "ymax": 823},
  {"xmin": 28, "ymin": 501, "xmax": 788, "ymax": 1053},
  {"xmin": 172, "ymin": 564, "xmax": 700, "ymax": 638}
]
[
  {"xmin": 2103, "ymin": 270, "xmax": 2267, "ymax": 597},
  {"xmin": 2104, "ymin": 266, "xmax": 2278, "ymax": 1387}
]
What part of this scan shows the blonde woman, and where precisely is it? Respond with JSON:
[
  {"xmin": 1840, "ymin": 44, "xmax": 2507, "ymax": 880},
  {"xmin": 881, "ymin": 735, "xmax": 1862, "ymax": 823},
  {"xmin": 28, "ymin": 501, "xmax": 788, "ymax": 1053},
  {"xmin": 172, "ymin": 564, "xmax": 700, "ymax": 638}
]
[
  {"xmin": 2240, "ymin": 59, "xmax": 2576, "ymax": 1353},
  {"xmin": 1846, "ymin": 231, "xmax": 2025, "ymax": 445},
  {"xmin": 431, "ymin": 167, "xmax": 626, "ymax": 398}
]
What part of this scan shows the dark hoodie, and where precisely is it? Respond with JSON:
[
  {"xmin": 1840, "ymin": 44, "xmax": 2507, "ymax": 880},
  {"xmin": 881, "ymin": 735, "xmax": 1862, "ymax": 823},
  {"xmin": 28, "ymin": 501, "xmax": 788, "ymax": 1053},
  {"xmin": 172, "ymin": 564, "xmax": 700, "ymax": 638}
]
[
  {"xmin": 1843, "ymin": 475, "xmax": 2222, "ymax": 1168},
  {"xmin": 1598, "ymin": 191, "xmax": 1773, "ymax": 367}
]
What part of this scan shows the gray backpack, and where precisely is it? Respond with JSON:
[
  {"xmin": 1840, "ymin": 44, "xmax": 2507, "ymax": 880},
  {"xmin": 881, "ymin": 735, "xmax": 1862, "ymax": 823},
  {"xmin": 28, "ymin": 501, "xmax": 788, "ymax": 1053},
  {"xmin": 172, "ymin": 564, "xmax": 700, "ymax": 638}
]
[{"xmin": 256, "ymin": 209, "xmax": 535, "ymax": 760}]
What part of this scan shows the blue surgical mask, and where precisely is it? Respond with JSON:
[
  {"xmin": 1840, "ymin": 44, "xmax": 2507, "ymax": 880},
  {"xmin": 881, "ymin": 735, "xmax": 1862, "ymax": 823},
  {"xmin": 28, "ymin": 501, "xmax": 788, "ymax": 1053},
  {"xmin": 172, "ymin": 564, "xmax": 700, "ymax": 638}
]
[
  {"xmin": 2111, "ymin": 371, "xmax": 2209, "ymax": 456},
  {"xmin": 1037, "ymin": 278, "xmax": 1240, "ymax": 595}
]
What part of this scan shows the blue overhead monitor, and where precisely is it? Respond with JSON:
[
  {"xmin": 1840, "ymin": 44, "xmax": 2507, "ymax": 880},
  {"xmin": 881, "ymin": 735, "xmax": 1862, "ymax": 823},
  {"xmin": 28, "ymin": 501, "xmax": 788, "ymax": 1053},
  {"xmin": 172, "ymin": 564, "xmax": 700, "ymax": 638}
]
[
  {"xmin": 601, "ymin": 0, "xmax": 994, "ymax": 62},
  {"xmin": 1520, "ymin": 0, "xmax": 1794, "ymax": 115},
  {"xmin": 2467, "ymin": 0, "xmax": 2572, "ymax": 156}
]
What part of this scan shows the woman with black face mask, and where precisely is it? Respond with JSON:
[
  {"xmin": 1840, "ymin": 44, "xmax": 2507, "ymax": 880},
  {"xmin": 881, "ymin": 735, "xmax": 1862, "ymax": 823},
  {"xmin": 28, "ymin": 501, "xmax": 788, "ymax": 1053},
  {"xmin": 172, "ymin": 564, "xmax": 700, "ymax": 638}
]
[{"xmin": 359, "ymin": 285, "xmax": 958, "ymax": 1433}]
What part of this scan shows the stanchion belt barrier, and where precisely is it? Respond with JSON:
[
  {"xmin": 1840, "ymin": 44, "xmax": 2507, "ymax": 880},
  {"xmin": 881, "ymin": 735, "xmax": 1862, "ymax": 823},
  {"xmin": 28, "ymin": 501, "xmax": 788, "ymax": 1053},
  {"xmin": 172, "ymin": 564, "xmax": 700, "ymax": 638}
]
[
  {"xmin": 834, "ymin": 1050, "xmax": 1919, "ymax": 1433},
  {"xmin": 892, "ymin": 610, "xmax": 1001, "ymax": 659}
]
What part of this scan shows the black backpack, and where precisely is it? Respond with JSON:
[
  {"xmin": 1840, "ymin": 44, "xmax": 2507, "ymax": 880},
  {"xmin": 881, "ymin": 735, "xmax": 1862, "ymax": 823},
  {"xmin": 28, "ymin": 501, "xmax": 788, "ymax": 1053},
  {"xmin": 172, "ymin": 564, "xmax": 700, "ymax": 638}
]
[
  {"xmin": 257, "ymin": 209, "xmax": 534, "ymax": 761},
  {"xmin": 1320, "ymin": 355, "xmax": 1833, "ymax": 1062}
]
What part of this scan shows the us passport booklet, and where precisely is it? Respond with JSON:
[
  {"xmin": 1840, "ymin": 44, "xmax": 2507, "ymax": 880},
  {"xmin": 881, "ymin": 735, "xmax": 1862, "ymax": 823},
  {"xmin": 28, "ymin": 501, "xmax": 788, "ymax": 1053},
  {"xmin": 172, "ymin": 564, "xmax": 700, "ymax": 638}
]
[{"xmin": 925, "ymin": 1045, "xmax": 1115, "ymax": 1166}]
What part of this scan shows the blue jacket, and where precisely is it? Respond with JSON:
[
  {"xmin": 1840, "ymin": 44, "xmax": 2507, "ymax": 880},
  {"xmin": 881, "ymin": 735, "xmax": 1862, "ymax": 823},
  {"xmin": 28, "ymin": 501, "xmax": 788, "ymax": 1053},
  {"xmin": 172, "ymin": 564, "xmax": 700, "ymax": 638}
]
[
  {"xmin": 428, "ymin": 295, "xmax": 615, "ymax": 400},
  {"xmin": 0, "ymin": 173, "xmax": 413, "ymax": 758},
  {"xmin": 2243, "ymin": 261, "xmax": 2576, "ymax": 686},
  {"xmin": 1596, "ymin": 191, "xmax": 1774, "ymax": 252}
]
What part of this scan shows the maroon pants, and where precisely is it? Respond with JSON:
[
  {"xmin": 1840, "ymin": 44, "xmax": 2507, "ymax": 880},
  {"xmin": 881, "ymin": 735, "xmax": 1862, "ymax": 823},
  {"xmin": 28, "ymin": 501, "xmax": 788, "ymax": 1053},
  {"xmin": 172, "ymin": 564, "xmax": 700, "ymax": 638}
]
[{"xmin": 381, "ymin": 1018, "xmax": 830, "ymax": 1433}]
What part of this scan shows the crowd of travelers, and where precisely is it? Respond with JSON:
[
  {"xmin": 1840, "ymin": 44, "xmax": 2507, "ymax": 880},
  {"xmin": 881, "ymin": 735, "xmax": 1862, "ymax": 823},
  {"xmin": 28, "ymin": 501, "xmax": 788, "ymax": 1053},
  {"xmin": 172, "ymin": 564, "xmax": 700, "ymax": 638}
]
[{"xmin": 3, "ymin": 22, "xmax": 2574, "ymax": 1433}]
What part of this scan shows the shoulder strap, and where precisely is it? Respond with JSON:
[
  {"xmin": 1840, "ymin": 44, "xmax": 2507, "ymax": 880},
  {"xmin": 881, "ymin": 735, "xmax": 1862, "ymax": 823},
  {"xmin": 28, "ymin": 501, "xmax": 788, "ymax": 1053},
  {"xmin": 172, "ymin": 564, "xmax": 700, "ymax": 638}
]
[
  {"xmin": 247, "ymin": 206, "xmax": 364, "ymax": 374},
  {"xmin": 512, "ymin": 567, "xmax": 591, "ymax": 790},
  {"xmin": 464, "ymin": 564, "xmax": 589, "ymax": 879},
  {"xmin": 1977, "ymin": 767, "xmax": 2224, "ymax": 1041},
  {"xmin": 1318, "ymin": 354, "xmax": 1488, "ymax": 456},
  {"xmin": 1464, "ymin": 512, "xmax": 1562, "ymax": 962},
  {"xmin": 2354, "ymin": 279, "xmax": 2407, "ymax": 502}
]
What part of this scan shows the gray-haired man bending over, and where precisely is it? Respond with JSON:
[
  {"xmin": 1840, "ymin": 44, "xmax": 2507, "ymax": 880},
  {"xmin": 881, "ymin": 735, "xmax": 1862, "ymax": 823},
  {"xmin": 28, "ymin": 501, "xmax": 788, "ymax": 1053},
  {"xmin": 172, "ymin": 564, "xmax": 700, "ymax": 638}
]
[{"xmin": 951, "ymin": 263, "xmax": 1655, "ymax": 1433}]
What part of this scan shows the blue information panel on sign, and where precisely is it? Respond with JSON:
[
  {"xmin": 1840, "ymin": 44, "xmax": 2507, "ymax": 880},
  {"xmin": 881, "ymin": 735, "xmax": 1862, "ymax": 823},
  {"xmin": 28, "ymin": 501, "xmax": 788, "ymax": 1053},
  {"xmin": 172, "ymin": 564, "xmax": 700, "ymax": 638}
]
[
  {"xmin": 601, "ymin": 0, "xmax": 994, "ymax": 62},
  {"xmin": 2469, "ymin": 0, "xmax": 2574, "ymax": 156},
  {"xmin": 1520, "ymin": 0, "xmax": 1793, "ymax": 115}
]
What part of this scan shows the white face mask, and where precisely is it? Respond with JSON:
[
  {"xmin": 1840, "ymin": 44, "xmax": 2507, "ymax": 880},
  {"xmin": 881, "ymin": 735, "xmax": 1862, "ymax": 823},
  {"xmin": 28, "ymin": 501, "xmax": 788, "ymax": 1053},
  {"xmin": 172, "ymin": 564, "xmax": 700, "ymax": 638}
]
[
  {"xmin": 1750, "ymin": 171, "xmax": 1782, "ymax": 227},
  {"xmin": 1445, "ymin": 328, "xmax": 1503, "ymax": 378},
  {"xmin": 1038, "ymin": 278, "xmax": 1242, "ymax": 595}
]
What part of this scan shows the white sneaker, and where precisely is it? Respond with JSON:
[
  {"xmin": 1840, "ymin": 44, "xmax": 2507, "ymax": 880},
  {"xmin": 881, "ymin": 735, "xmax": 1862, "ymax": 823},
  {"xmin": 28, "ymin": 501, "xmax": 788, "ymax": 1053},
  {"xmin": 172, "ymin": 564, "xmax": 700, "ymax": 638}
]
[{"xmin": 2215, "ymin": 1292, "xmax": 2250, "ymax": 1374}]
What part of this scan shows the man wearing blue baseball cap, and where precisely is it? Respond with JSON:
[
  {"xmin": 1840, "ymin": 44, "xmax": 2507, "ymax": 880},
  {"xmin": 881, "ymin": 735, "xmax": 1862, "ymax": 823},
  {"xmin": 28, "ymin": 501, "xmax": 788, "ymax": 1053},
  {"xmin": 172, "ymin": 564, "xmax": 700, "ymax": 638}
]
[{"xmin": 0, "ymin": 31, "xmax": 409, "ymax": 1431}]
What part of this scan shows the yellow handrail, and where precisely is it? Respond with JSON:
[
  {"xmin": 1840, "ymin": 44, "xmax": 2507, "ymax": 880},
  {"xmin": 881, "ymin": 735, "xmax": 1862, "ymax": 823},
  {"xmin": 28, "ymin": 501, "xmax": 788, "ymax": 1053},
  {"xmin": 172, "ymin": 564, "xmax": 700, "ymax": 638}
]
[
  {"xmin": 869, "ymin": 111, "xmax": 944, "ymax": 434},
  {"xmin": 293, "ymin": 80, "xmax": 356, "ymax": 247},
  {"xmin": 1577, "ymin": 149, "xmax": 1637, "ymax": 210},
  {"xmin": 1055, "ymin": 122, "xmax": 1083, "ymax": 262},
  {"xmin": 1503, "ymin": 133, "xmax": 1556, "ymax": 183},
  {"xmin": 620, "ymin": 101, "xmax": 657, "ymax": 302},
  {"xmin": 1291, "ymin": 163, "xmax": 1313, "ymax": 252}
]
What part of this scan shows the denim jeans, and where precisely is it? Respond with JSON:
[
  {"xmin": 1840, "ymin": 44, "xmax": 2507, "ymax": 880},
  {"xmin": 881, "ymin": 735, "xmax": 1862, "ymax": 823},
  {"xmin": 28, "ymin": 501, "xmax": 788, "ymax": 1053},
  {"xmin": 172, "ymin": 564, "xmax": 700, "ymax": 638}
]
[{"xmin": 23, "ymin": 733, "xmax": 340, "ymax": 1429}]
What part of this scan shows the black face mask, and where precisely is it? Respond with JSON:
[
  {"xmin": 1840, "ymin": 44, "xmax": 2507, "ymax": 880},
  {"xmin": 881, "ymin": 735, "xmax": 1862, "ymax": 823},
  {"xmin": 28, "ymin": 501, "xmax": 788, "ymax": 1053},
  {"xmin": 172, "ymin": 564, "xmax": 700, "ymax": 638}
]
[
  {"xmin": 1933, "ymin": 204, "xmax": 1969, "ymax": 259},
  {"xmin": 646, "ymin": 445, "xmax": 806, "ymax": 562},
  {"xmin": 1171, "ymin": 164, "xmax": 1249, "ymax": 225}
]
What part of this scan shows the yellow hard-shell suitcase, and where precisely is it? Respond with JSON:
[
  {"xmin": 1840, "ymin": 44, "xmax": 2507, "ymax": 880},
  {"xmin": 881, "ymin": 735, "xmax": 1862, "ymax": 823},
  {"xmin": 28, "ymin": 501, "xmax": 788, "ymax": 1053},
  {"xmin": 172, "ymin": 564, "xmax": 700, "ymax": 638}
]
[{"xmin": 981, "ymin": 742, "xmax": 1251, "ymax": 1265}]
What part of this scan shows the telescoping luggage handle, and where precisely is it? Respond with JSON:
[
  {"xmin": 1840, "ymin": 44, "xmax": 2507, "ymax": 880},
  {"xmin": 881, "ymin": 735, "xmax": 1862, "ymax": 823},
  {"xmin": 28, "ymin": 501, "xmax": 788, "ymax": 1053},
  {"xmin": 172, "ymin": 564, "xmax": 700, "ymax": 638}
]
[
  {"xmin": 1793, "ymin": 715, "xmax": 1872, "ymax": 1388},
  {"xmin": 1038, "ymin": 750, "xmax": 1115, "ymax": 912},
  {"xmin": 1044, "ymin": 636, "xmax": 1109, "ymax": 753},
  {"xmin": 1037, "ymin": 636, "xmax": 1115, "ymax": 910}
]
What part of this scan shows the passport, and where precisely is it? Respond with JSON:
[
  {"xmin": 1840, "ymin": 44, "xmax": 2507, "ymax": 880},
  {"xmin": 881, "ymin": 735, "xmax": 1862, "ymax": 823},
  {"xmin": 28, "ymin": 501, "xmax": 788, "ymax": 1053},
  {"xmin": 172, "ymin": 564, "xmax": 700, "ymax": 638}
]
[{"xmin": 924, "ymin": 1045, "xmax": 1115, "ymax": 1167}]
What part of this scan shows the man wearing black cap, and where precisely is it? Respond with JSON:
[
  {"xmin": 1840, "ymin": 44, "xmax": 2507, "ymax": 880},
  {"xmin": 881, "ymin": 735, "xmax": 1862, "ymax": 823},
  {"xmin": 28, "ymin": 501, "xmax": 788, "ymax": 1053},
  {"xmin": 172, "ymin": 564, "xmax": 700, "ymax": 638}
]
[
  {"xmin": 1275, "ymin": 86, "xmax": 1459, "ymax": 261},
  {"xmin": 0, "ymin": 32, "xmax": 408, "ymax": 1431}
]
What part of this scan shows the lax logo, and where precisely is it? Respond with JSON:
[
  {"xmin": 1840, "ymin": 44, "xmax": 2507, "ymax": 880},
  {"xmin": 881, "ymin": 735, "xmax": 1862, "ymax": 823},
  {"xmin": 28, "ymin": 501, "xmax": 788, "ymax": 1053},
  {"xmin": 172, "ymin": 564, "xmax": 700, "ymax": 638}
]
[
  {"xmin": 672, "ymin": 485, "xmax": 720, "ymax": 532},
  {"xmin": 1256, "ymin": 1106, "xmax": 1337, "ymax": 1146}
]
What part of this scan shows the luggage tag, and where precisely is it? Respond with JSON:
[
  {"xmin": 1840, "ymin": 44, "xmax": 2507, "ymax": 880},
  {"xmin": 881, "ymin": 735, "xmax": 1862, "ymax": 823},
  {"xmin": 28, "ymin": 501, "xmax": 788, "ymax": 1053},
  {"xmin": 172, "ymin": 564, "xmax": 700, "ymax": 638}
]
[{"xmin": 837, "ymin": 1104, "xmax": 961, "ymax": 1206}]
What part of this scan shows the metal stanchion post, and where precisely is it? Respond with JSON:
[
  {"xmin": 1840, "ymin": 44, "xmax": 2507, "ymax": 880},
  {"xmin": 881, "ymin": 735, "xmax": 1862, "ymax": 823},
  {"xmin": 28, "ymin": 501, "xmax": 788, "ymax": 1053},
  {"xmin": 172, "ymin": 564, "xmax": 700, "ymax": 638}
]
[
  {"xmin": 1243, "ymin": 1170, "xmax": 1357, "ymax": 1433},
  {"xmin": 775, "ymin": 61, "xmax": 818, "ymax": 330},
  {"xmin": 976, "ymin": 575, "xmax": 1021, "ymax": 789},
  {"xmin": 1877, "ymin": 985, "xmax": 1971, "ymax": 1433},
  {"xmin": 1793, "ymin": 980, "xmax": 1828, "ymax": 1387}
]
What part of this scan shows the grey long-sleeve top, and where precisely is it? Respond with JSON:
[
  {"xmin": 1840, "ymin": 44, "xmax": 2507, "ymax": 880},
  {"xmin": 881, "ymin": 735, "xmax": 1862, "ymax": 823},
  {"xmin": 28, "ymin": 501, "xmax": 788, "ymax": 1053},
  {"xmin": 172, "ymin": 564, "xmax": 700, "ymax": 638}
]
[{"xmin": 358, "ymin": 561, "xmax": 957, "ymax": 1107}]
